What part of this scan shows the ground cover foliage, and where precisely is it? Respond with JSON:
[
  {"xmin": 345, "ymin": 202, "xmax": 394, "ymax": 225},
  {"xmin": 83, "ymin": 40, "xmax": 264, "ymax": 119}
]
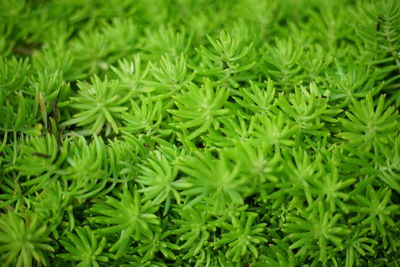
[{"xmin": 0, "ymin": 0, "xmax": 400, "ymax": 266}]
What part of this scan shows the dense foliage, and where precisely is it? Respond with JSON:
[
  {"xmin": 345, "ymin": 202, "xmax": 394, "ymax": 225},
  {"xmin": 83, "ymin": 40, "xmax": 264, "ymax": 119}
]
[{"xmin": 1, "ymin": 0, "xmax": 400, "ymax": 266}]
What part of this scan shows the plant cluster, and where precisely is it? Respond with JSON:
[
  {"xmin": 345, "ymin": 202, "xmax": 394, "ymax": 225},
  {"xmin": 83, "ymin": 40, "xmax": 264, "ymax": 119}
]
[{"xmin": 1, "ymin": 0, "xmax": 400, "ymax": 266}]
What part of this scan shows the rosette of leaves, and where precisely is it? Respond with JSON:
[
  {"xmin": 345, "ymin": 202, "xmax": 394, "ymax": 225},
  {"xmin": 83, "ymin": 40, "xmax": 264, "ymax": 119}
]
[
  {"xmin": 62, "ymin": 75, "xmax": 130, "ymax": 136},
  {"xmin": 28, "ymin": 70, "xmax": 70, "ymax": 109},
  {"xmin": 31, "ymin": 32, "xmax": 75, "ymax": 81},
  {"xmin": 202, "ymin": 114, "xmax": 257, "ymax": 148},
  {"xmin": 252, "ymin": 111, "xmax": 299, "ymax": 149},
  {"xmin": 110, "ymin": 56, "xmax": 151, "ymax": 96},
  {"xmin": 0, "ymin": 211, "xmax": 54, "ymax": 267},
  {"xmin": 301, "ymin": 44, "xmax": 331, "ymax": 85},
  {"xmin": 349, "ymin": 185, "xmax": 398, "ymax": 239},
  {"xmin": 88, "ymin": 186, "xmax": 160, "ymax": 258},
  {"xmin": 305, "ymin": 2, "xmax": 352, "ymax": 53},
  {"xmin": 58, "ymin": 226, "xmax": 109, "ymax": 266},
  {"xmin": 276, "ymin": 83, "xmax": 342, "ymax": 137},
  {"xmin": 309, "ymin": 148, "xmax": 356, "ymax": 213},
  {"xmin": 0, "ymin": 175, "xmax": 22, "ymax": 209},
  {"xmin": 0, "ymin": 90, "xmax": 39, "ymax": 136},
  {"xmin": 224, "ymin": 140, "xmax": 280, "ymax": 199},
  {"xmin": 121, "ymin": 95, "xmax": 164, "ymax": 136},
  {"xmin": 145, "ymin": 54, "xmax": 194, "ymax": 98},
  {"xmin": 57, "ymin": 136, "xmax": 109, "ymax": 202},
  {"xmin": 326, "ymin": 60, "xmax": 382, "ymax": 108},
  {"xmin": 196, "ymin": 29, "xmax": 255, "ymax": 87},
  {"xmin": 16, "ymin": 134, "xmax": 69, "ymax": 194},
  {"xmin": 168, "ymin": 79, "xmax": 230, "ymax": 140},
  {"xmin": 137, "ymin": 150, "xmax": 190, "ymax": 215},
  {"xmin": 32, "ymin": 181, "xmax": 71, "ymax": 237},
  {"xmin": 337, "ymin": 94, "xmax": 399, "ymax": 154},
  {"xmin": 132, "ymin": 218, "xmax": 180, "ymax": 262},
  {"xmin": 283, "ymin": 201, "xmax": 351, "ymax": 264},
  {"xmin": 233, "ymin": 79, "xmax": 276, "ymax": 115},
  {"xmin": 256, "ymin": 236, "xmax": 296, "ymax": 267},
  {"xmin": 262, "ymin": 37, "xmax": 304, "ymax": 90},
  {"xmin": 376, "ymin": 135, "xmax": 400, "ymax": 193},
  {"xmin": 214, "ymin": 212, "xmax": 267, "ymax": 263},
  {"xmin": 0, "ymin": 57, "xmax": 38, "ymax": 134},
  {"xmin": 269, "ymin": 148, "xmax": 318, "ymax": 209},
  {"xmin": 177, "ymin": 151, "xmax": 250, "ymax": 213},
  {"xmin": 0, "ymin": 56, "xmax": 30, "ymax": 95},
  {"xmin": 343, "ymin": 227, "xmax": 377, "ymax": 267},
  {"xmin": 169, "ymin": 206, "xmax": 212, "ymax": 260},
  {"xmin": 105, "ymin": 137, "xmax": 140, "ymax": 182}
]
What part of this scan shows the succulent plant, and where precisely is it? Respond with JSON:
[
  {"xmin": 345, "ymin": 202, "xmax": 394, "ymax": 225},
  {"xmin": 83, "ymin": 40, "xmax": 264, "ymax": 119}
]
[{"xmin": 1, "ymin": 0, "xmax": 400, "ymax": 265}]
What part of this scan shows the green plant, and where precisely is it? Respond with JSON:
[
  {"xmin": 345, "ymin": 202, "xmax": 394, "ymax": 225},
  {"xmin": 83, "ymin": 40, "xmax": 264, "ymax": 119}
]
[
  {"xmin": 337, "ymin": 94, "xmax": 399, "ymax": 153},
  {"xmin": 88, "ymin": 186, "xmax": 160, "ymax": 258},
  {"xmin": 178, "ymin": 151, "xmax": 250, "ymax": 213},
  {"xmin": 1, "ymin": 0, "xmax": 400, "ymax": 265},
  {"xmin": 168, "ymin": 79, "xmax": 230, "ymax": 140},
  {"xmin": 283, "ymin": 201, "xmax": 351, "ymax": 264},
  {"xmin": 137, "ymin": 150, "xmax": 190, "ymax": 214},
  {"xmin": 16, "ymin": 134, "xmax": 68, "ymax": 194},
  {"xmin": 214, "ymin": 212, "xmax": 267, "ymax": 262},
  {"xmin": 0, "ymin": 212, "xmax": 54, "ymax": 267},
  {"xmin": 196, "ymin": 29, "xmax": 255, "ymax": 87},
  {"xmin": 61, "ymin": 76, "xmax": 130, "ymax": 135},
  {"xmin": 349, "ymin": 185, "xmax": 398, "ymax": 238},
  {"xmin": 169, "ymin": 206, "xmax": 212, "ymax": 260},
  {"xmin": 262, "ymin": 37, "xmax": 304, "ymax": 89},
  {"xmin": 58, "ymin": 226, "xmax": 109, "ymax": 267}
]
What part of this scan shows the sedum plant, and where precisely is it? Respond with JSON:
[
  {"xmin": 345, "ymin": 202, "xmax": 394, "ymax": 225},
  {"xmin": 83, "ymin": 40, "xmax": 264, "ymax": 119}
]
[
  {"xmin": 61, "ymin": 76, "xmax": 130, "ymax": 136},
  {"xmin": 214, "ymin": 212, "xmax": 267, "ymax": 263},
  {"xmin": 196, "ymin": 29, "xmax": 255, "ymax": 87},
  {"xmin": 137, "ymin": 150, "xmax": 190, "ymax": 215},
  {"xmin": 88, "ymin": 186, "xmax": 160, "ymax": 258},
  {"xmin": 58, "ymin": 226, "xmax": 109, "ymax": 267},
  {"xmin": 1, "ymin": 0, "xmax": 400, "ymax": 265},
  {"xmin": 283, "ymin": 201, "xmax": 351, "ymax": 264},
  {"xmin": 0, "ymin": 212, "xmax": 54, "ymax": 267},
  {"xmin": 337, "ymin": 93, "xmax": 399, "ymax": 154},
  {"xmin": 178, "ymin": 151, "xmax": 250, "ymax": 213},
  {"xmin": 168, "ymin": 79, "xmax": 230, "ymax": 140}
]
